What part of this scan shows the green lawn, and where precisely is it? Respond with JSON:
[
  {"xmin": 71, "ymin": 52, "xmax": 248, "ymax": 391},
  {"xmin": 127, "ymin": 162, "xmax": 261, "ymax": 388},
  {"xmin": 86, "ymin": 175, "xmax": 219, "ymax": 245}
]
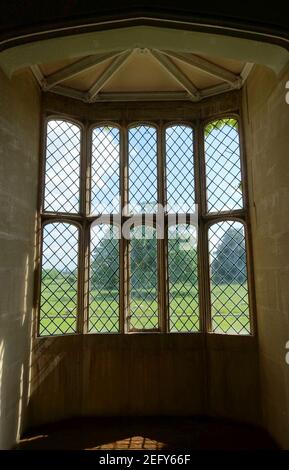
[{"xmin": 39, "ymin": 279, "xmax": 250, "ymax": 336}]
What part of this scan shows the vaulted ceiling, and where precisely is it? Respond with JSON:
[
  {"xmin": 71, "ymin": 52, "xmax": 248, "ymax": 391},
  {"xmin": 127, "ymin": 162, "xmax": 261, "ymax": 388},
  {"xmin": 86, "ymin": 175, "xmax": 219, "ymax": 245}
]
[{"xmin": 31, "ymin": 47, "xmax": 252, "ymax": 102}]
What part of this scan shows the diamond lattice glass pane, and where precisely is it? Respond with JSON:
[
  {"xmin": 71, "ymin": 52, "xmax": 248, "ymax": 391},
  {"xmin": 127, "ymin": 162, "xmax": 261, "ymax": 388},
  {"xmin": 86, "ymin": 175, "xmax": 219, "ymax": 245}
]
[
  {"xmin": 89, "ymin": 224, "xmax": 119, "ymax": 333},
  {"xmin": 129, "ymin": 226, "xmax": 159, "ymax": 330},
  {"xmin": 129, "ymin": 126, "xmax": 157, "ymax": 213},
  {"xmin": 39, "ymin": 223, "xmax": 79, "ymax": 336},
  {"xmin": 204, "ymin": 118, "xmax": 243, "ymax": 213},
  {"xmin": 209, "ymin": 221, "xmax": 250, "ymax": 334},
  {"xmin": 168, "ymin": 225, "xmax": 200, "ymax": 332},
  {"xmin": 91, "ymin": 127, "xmax": 120, "ymax": 214},
  {"xmin": 44, "ymin": 120, "xmax": 81, "ymax": 213},
  {"xmin": 166, "ymin": 126, "xmax": 195, "ymax": 213}
]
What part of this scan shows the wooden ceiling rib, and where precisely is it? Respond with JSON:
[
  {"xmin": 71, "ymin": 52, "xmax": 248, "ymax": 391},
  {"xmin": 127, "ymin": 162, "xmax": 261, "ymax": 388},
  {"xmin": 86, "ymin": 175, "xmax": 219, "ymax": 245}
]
[
  {"xmin": 161, "ymin": 50, "xmax": 240, "ymax": 85},
  {"xmin": 149, "ymin": 49, "xmax": 200, "ymax": 101},
  {"xmin": 44, "ymin": 51, "xmax": 126, "ymax": 90},
  {"xmin": 31, "ymin": 47, "xmax": 251, "ymax": 102},
  {"xmin": 87, "ymin": 51, "xmax": 133, "ymax": 102}
]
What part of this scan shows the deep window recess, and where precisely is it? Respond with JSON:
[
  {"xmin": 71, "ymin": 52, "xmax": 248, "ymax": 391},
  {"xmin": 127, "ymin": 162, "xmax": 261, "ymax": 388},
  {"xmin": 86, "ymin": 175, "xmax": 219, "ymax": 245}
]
[{"xmin": 37, "ymin": 115, "xmax": 253, "ymax": 336}]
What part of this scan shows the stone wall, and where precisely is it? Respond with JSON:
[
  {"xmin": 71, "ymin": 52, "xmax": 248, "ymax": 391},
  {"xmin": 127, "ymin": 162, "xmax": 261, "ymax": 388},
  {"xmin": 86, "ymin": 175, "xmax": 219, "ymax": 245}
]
[
  {"xmin": 0, "ymin": 68, "xmax": 40, "ymax": 448},
  {"xmin": 243, "ymin": 63, "xmax": 289, "ymax": 448}
]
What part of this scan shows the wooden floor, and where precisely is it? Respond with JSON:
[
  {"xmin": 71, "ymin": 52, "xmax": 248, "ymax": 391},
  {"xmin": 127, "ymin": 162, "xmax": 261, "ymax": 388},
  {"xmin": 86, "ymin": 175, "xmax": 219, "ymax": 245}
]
[{"xmin": 16, "ymin": 416, "xmax": 278, "ymax": 450}]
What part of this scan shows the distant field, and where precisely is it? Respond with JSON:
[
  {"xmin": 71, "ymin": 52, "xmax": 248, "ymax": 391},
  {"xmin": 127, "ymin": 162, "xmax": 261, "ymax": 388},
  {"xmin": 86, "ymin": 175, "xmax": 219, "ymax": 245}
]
[{"xmin": 39, "ymin": 278, "xmax": 250, "ymax": 336}]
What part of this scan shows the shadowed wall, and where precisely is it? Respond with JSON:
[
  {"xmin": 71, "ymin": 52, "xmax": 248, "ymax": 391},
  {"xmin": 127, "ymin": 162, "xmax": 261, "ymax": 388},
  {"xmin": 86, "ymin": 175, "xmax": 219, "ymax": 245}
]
[
  {"xmin": 243, "ymin": 63, "xmax": 289, "ymax": 448},
  {"xmin": 0, "ymin": 69, "xmax": 40, "ymax": 448}
]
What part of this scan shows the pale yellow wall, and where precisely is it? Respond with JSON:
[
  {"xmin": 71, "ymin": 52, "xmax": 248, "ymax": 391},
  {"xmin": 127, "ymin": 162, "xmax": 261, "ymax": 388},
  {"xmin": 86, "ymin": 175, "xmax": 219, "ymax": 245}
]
[
  {"xmin": 0, "ymin": 68, "xmax": 40, "ymax": 448},
  {"xmin": 243, "ymin": 64, "xmax": 289, "ymax": 449}
]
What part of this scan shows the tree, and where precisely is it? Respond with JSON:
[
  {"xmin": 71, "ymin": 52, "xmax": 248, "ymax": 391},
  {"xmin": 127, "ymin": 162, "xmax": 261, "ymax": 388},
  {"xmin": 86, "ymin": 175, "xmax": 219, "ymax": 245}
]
[
  {"xmin": 90, "ymin": 225, "xmax": 198, "ymax": 293},
  {"xmin": 168, "ymin": 237, "xmax": 197, "ymax": 285},
  {"xmin": 91, "ymin": 237, "xmax": 119, "ymax": 291},
  {"xmin": 205, "ymin": 118, "xmax": 237, "ymax": 136},
  {"xmin": 131, "ymin": 237, "xmax": 157, "ymax": 289},
  {"xmin": 211, "ymin": 226, "xmax": 246, "ymax": 285}
]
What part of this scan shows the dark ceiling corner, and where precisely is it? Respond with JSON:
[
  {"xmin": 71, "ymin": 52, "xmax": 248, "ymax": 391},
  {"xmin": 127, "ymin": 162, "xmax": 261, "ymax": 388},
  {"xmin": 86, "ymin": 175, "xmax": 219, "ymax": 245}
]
[{"xmin": 0, "ymin": 1, "xmax": 288, "ymax": 51}]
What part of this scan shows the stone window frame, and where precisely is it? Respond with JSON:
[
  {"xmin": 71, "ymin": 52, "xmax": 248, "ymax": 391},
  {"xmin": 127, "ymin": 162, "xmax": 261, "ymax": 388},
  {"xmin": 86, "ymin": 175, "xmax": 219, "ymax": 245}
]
[{"xmin": 34, "ymin": 91, "xmax": 256, "ymax": 337}]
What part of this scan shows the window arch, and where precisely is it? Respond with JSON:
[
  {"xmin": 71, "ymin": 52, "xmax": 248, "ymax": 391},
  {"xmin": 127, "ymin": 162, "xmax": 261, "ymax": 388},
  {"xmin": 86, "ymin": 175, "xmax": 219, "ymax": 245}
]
[
  {"xmin": 165, "ymin": 124, "xmax": 195, "ymax": 213},
  {"xmin": 208, "ymin": 220, "xmax": 250, "ymax": 334},
  {"xmin": 43, "ymin": 119, "xmax": 81, "ymax": 213},
  {"xmin": 204, "ymin": 117, "xmax": 243, "ymax": 213},
  {"xmin": 129, "ymin": 224, "xmax": 159, "ymax": 331},
  {"xmin": 90, "ymin": 125, "xmax": 120, "ymax": 214},
  {"xmin": 89, "ymin": 223, "xmax": 120, "ymax": 333},
  {"xmin": 168, "ymin": 224, "xmax": 199, "ymax": 333},
  {"xmin": 128, "ymin": 124, "xmax": 158, "ymax": 214},
  {"xmin": 39, "ymin": 221, "xmax": 80, "ymax": 336}
]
